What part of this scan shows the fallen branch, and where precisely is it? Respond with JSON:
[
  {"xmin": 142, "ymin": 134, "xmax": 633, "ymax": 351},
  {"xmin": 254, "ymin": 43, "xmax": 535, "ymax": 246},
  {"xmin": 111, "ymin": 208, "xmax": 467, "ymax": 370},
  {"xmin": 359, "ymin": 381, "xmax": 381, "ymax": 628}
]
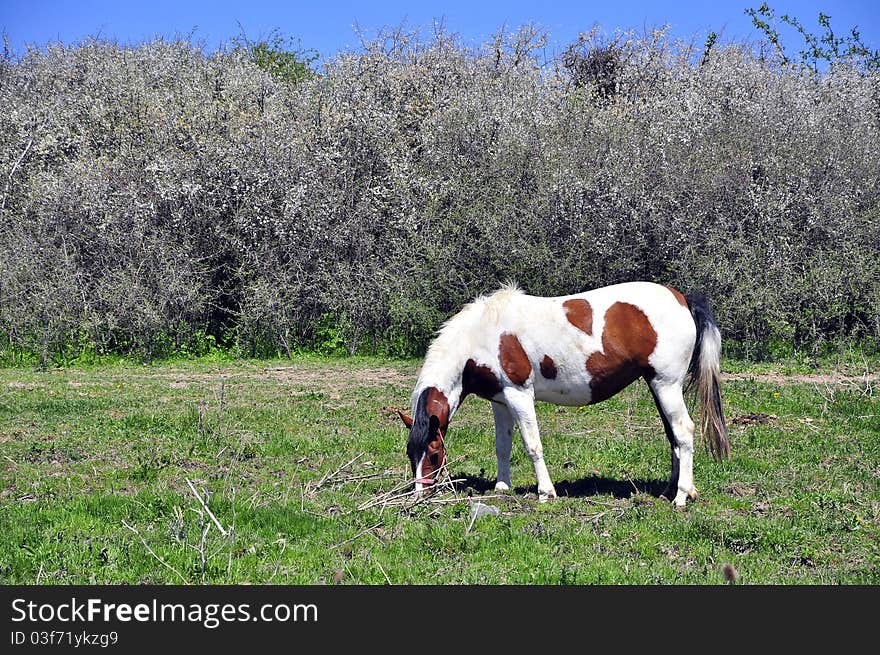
[
  {"xmin": 185, "ymin": 478, "xmax": 228, "ymax": 537},
  {"xmin": 307, "ymin": 452, "xmax": 367, "ymax": 496},
  {"xmin": 375, "ymin": 558, "xmax": 392, "ymax": 585},
  {"xmin": 331, "ymin": 522, "xmax": 384, "ymax": 550},
  {"xmin": 356, "ymin": 455, "xmax": 467, "ymax": 511},
  {"xmin": 122, "ymin": 520, "xmax": 188, "ymax": 584}
]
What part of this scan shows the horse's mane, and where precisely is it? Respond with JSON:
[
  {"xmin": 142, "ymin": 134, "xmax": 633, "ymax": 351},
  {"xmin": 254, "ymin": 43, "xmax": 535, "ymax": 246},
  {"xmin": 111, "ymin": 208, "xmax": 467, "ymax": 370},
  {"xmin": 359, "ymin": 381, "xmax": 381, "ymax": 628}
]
[{"xmin": 414, "ymin": 283, "xmax": 522, "ymax": 401}]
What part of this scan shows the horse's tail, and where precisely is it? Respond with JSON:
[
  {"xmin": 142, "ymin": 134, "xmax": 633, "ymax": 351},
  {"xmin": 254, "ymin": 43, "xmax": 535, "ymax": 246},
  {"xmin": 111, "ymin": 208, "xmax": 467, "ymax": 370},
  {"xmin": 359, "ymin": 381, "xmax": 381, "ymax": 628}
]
[{"xmin": 685, "ymin": 293, "xmax": 730, "ymax": 460}]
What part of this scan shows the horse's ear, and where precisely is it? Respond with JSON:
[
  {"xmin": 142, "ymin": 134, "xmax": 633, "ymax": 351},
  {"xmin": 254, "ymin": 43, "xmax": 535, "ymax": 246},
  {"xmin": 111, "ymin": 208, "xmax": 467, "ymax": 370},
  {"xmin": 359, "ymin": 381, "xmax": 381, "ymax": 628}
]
[{"xmin": 398, "ymin": 411, "xmax": 414, "ymax": 429}]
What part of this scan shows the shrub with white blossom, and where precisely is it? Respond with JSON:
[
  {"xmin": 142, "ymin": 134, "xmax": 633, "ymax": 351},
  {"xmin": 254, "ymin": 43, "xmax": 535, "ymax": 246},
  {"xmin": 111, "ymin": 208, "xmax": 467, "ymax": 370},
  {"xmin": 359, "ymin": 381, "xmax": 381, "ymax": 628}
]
[{"xmin": 0, "ymin": 25, "xmax": 877, "ymax": 363}]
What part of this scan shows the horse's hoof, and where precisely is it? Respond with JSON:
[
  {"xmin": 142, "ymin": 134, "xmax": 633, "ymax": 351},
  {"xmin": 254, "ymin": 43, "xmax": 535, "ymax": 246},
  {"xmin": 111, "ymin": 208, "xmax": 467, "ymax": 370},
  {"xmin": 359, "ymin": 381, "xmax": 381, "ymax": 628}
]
[
  {"xmin": 538, "ymin": 489, "xmax": 557, "ymax": 503},
  {"xmin": 494, "ymin": 481, "xmax": 510, "ymax": 492},
  {"xmin": 672, "ymin": 491, "xmax": 688, "ymax": 507},
  {"xmin": 688, "ymin": 488, "xmax": 699, "ymax": 500}
]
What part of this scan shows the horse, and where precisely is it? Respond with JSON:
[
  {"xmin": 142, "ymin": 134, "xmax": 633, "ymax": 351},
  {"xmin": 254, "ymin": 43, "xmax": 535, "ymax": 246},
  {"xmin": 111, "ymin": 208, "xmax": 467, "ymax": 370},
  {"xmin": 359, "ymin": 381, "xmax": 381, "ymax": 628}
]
[{"xmin": 398, "ymin": 281, "xmax": 729, "ymax": 507}]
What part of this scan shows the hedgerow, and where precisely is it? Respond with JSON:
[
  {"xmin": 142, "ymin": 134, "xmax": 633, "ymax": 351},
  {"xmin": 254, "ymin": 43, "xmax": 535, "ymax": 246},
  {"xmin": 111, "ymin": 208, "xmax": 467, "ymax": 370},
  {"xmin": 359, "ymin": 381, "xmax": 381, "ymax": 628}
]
[{"xmin": 1, "ymin": 25, "xmax": 877, "ymax": 362}]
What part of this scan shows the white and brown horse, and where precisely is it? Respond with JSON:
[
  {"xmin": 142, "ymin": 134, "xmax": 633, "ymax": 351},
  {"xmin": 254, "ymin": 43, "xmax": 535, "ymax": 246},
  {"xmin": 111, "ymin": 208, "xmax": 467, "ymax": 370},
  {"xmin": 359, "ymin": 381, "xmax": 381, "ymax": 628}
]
[{"xmin": 399, "ymin": 281, "xmax": 729, "ymax": 506}]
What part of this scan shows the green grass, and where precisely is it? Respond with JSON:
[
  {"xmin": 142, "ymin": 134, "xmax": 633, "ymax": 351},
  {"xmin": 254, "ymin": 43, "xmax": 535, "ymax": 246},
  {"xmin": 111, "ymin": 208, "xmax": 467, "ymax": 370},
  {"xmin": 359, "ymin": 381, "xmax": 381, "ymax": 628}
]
[{"xmin": 0, "ymin": 357, "xmax": 877, "ymax": 584}]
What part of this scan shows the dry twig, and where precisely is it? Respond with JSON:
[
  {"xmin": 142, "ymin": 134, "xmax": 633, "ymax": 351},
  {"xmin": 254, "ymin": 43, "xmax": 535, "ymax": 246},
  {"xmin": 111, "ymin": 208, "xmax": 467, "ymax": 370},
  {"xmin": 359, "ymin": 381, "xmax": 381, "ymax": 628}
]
[
  {"xmin": 185, "ymin": 478, "xmax": 228, "ymax": 537},
  {"xmin": 122, "ymin": 520, "xmax": 188, "ymax": 584}
]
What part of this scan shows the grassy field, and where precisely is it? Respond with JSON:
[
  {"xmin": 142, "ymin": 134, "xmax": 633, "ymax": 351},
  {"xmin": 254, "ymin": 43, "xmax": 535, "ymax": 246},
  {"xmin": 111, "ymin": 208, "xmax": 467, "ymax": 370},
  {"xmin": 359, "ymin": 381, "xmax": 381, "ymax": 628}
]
[{"xmin": 0, "ymin": 356, "xmax": 877, "ymax": 584}]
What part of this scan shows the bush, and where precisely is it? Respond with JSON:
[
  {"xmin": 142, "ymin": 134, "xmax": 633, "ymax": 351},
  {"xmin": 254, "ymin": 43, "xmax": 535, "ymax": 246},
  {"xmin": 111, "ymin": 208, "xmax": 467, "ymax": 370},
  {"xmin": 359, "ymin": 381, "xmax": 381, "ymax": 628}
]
[{"xmin": 0, "ymin": 27, "xmax": 877, "ymax": 361}]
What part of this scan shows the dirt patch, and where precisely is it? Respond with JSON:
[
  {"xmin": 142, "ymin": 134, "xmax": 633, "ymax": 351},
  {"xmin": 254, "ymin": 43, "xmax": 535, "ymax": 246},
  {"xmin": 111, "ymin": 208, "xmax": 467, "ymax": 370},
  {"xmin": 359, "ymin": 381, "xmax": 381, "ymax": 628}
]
[
  {"xmin": 132, "ymin": 365, "xmax": 415, "ymax": 403},
  {"xmin": 722, "ymin": 372, "xmax": 879, "ymax": 385},
  {"xmin": 143, "ymin": 365, "xmax": 411, "ymax": 387},
  {"xmin": 731, "ymin": 412, "xmax": 777, "ymax": 426},
  {"xmin": 5, "ymin": 381, "xmax": 42, "ymax": 389},
  {"xmin": 269, "ymin": 366, "xmax": 410, "ymax": 384},
  {"xmin": 727, "ymin": 482, "xmax": 760, "ymax": 497}
]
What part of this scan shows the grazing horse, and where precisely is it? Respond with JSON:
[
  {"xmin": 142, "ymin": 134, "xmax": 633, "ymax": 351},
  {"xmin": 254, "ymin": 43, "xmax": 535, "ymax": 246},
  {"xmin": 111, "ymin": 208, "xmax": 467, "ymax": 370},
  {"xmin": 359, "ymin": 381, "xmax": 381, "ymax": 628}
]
[{"xmin": 398, "ymin": 281, "xmax": 729, "ymax": 507}]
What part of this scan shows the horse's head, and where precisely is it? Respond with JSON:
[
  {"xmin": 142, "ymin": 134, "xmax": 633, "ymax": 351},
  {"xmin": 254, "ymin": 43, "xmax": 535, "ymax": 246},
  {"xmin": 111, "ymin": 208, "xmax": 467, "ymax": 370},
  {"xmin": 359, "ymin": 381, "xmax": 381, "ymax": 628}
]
[{"xmin": 400, "ymin": 387, "xmax": 449, "ymax": 490}]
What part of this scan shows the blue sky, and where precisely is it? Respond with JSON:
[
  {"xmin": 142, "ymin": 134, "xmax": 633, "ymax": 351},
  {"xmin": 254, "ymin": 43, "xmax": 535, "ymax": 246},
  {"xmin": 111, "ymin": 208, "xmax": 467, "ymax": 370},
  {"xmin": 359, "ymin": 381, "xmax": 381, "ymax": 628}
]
[{"xmin": 2, "ymin": 1, "xmax": 878, "ymax": 60}]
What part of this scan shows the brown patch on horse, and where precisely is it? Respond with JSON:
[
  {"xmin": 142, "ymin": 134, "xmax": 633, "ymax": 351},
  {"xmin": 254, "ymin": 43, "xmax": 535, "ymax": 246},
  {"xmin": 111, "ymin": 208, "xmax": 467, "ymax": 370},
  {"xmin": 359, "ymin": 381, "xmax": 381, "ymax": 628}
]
[
  {"xmin": 586, "ymin": 302, "xmax": 658, "ymax": 403},
  {"xmin": 425, "ymin": 387, "xmax": 450, "ymax": 430},
  {"xmin": 666, "ymin": 285, "xmax": 688, "ymax": 308},
  {"xmin": 539, "ymin": 355, "xmax": 557, "ymax": 380},
  {"xmin": 563, "ymin": 298, "xmax": 593, "ymax": 335},
  {"xmin": 420, "ymin": 387, "xmax": 449, "ymax": 482},
  {"xmin": 420, "ymin": 434, "xmax": 446, "ymax": 482},
  {"xmin": 499, "ymin": 333, "xmax": 531, "ymax": 386},
  {"xmin": 462, "ymin": 359, "xmax": 503, "ymax": 400}
]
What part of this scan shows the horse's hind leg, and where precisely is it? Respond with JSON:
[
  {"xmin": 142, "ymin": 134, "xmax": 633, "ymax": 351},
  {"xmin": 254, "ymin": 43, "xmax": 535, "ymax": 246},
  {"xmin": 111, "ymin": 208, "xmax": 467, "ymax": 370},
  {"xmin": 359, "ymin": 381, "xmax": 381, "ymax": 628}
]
[
  {"xmin": 503, "ymin": 387, "xmax": 557, "ymax": 502},
  {"xmin": 649, "ymin": 380, "xmax": 697, "ymax": 507},
  {"xmin": 649, "ymin": 385, "xmax": 681, "ymax": 502},
  {"xmin": 491, "ymin": 401, "xmax": 515, "ymax": 491}
]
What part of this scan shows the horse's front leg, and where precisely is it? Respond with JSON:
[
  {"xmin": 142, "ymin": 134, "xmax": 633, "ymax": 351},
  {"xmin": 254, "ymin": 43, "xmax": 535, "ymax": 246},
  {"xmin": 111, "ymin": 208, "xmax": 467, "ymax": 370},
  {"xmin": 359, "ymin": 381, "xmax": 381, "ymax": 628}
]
[
  {"xmin": 491, "ymin": 401, "xmax": 514, "ymax": 491},
  {"xmin": 503, "ymin": 388, "xmax": 556, "ymax": 502}
]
